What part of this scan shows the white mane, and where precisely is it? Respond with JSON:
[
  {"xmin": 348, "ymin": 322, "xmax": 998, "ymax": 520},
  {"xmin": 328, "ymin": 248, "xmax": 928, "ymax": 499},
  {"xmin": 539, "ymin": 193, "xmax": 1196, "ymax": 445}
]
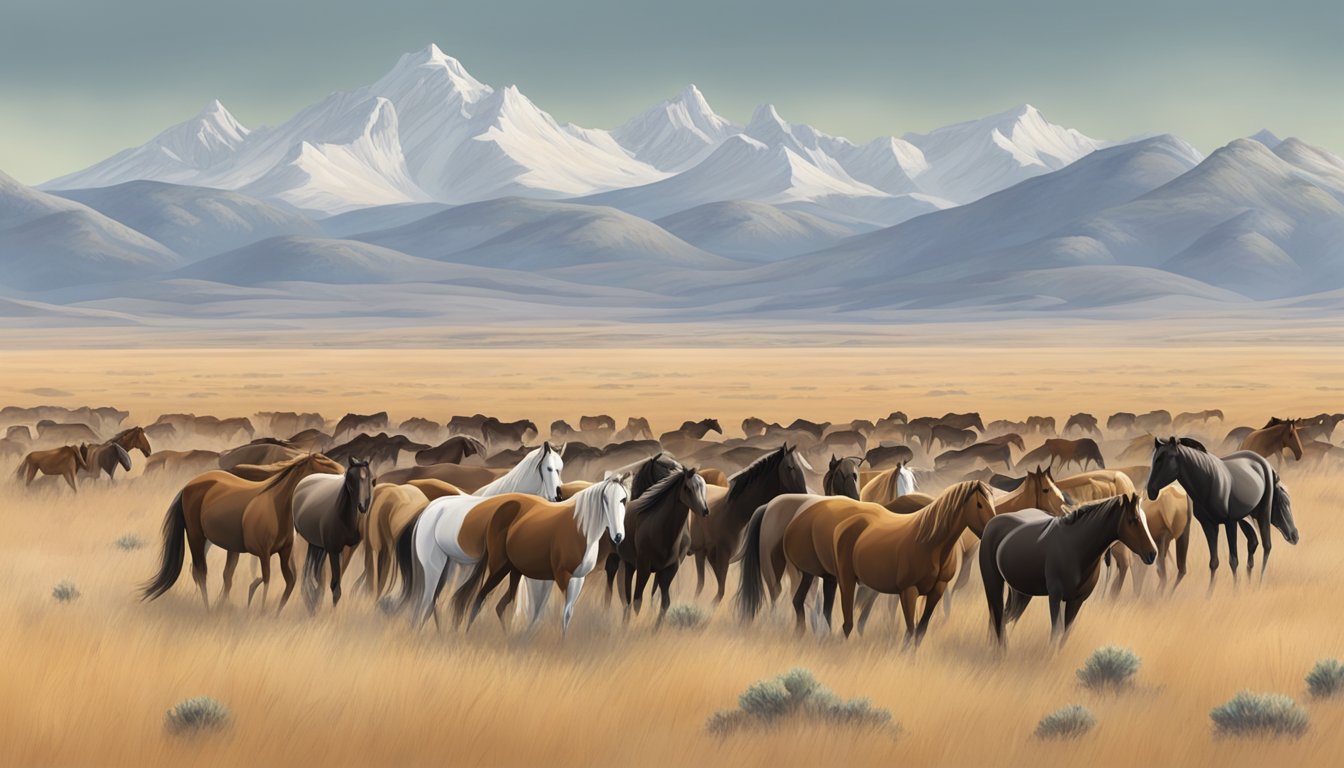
[
  {"xmin": 896, "ymin": 464, "xmax": 917, "ymax": 496},
  {"xmin": 476, "ymin": 445, "xmax": 558, "ymax": 497},
  {"xmin": 572, "ymin": 476, "xmax": 626, "ymax": 544}
]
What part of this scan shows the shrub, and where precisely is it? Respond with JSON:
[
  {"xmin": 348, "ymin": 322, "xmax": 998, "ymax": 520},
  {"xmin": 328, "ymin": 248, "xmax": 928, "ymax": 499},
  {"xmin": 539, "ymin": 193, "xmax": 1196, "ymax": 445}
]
[
  {"xmin": 1306, "ymin": 659, "xmax": 1344, "ymax": 699},
  {"xmin": 165, "ymin": 696, "xmax": 231, "ymax": 735},
  {"xmin": 1077, "ymin": 646, "xmax": 1141, "ymax": 689},
  {"xmin": 664, "ymin": 603, "xmax": 706, "ymax": 630},
  {"xmin": 52, "ymin": 581, "xmax": 80, "ymax": 603},
  {"xmin": 708, "ymin": 667, "xmax": 896, "ymax": 736},
  {"xmin": 1210, "ymin": 691, "xmax": 1308, "ymax": 738},
  {"xmin": 1035, "ymin": 705, "xmax": 1096, "ymax": 740},
  {"xmin": 115, "ymin": 534, "xmax": 144, "ymax": 551}
]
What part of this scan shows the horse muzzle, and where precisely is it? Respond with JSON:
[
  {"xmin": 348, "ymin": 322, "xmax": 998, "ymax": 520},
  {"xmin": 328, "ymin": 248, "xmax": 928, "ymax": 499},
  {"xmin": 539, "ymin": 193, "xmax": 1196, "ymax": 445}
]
[{"xmin": 613, "ymin": 533, "xmax": 624, "ymax": 546}]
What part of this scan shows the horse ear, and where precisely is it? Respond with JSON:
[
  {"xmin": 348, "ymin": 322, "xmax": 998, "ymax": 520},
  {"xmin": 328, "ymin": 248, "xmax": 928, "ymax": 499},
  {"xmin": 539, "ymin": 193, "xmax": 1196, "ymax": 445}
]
[{"xmin": 829, "ymin": 455, "xmax": 839, "ymax": 469}]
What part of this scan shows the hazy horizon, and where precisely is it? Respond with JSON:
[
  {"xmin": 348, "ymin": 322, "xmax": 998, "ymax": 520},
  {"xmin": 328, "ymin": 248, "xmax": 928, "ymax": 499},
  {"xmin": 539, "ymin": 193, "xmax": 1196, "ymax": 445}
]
[{"xmin": 2, "ymin": 0, "xmax": 1341, "ymax": 185}]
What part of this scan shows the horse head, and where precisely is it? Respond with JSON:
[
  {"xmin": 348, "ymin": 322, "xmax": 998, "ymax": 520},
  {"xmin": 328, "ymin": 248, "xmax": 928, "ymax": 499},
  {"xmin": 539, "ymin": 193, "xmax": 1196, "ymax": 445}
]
[
  {"xmin": 346, "ymin": 457, "xmax": 374, "ymax": 514},
  {"xmin": 1027, "ymin": 465, "xmax": 1070, "ymax": 514},
  {"xmin": 824, "ymin": 455, "xmax": 862, "ymax": 500},
  {"xmin": 680, "ymin": 467, "xmax": 711, "ymax": 517},
  {"xmin": 1117, "ymin": 494, "xmax": 1158, "ymax": 565}
]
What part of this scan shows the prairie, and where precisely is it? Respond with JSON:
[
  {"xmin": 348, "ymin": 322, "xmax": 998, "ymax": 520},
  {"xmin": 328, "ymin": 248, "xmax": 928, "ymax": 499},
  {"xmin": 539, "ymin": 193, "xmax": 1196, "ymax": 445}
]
[{"xmin": 1, "ymin": 343, "xmax": 1341, "ymax": 767}]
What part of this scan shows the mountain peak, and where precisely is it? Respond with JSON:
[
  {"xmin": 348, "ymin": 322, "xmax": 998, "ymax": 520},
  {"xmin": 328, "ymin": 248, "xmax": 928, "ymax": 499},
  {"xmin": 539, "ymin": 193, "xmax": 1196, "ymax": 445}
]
[
  {"xmin": 1250, "ymin": 129, "xmax": 1282, "ymax": 149},
  {"xmin": 381, "ymin": 44, "xmax": 488, "ymax": 100}
]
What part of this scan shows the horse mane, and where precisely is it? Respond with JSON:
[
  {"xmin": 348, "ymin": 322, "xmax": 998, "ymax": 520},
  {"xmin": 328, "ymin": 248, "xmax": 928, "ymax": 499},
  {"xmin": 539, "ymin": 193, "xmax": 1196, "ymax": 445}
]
[
  {"xmin": 728, "ymin": 447, "xmax": 788, "ymax": 502},
  {"xmin": 628, "ymin": 468, "xmax": 690, "ymax": 516},
  {"xmin": 915, "ymin": 480, "xmax": 985, "ymax": 544},
  {"xmin": 1059, "ymin": 494, "xmax": 1126, "ymax": 526},
  {"xmin": 572, "ymin": 476, "xmax": 623, "ymax": 541},
  {"xmin": 1177, "ymin": 437, "xmax": 1208, "ymax": 452},
  {"xmin": 111, "ymin": 426, "xmax": 142, "ymax": 441},
  {"xmin": 257, "ymin": 453, "xmax": 323, "ymax": 491},
  {"xmin": 632, "ymin": 453, "xmax": 680, "ymax": 498},
  {"xmin": 476, "ymin": 445, "xmax": 550, "ymax": 496}
]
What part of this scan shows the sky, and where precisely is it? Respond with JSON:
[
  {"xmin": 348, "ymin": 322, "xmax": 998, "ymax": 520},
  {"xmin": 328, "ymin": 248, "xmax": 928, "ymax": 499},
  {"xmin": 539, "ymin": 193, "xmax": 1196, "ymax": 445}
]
[{"xmin": 2, "ymin": 0, "xmax": 1341, "ymax": 184}]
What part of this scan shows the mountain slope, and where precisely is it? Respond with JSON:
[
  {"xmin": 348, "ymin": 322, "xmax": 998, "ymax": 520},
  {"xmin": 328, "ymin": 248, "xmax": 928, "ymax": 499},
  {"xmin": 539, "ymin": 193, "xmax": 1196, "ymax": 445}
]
[
  {"xmin": 612, "ymin": 85, "xmax": 740, "ymax": 172},
  {"xmin": 655, "ymin": 200, "xmax": 859, "ymax": 261}
]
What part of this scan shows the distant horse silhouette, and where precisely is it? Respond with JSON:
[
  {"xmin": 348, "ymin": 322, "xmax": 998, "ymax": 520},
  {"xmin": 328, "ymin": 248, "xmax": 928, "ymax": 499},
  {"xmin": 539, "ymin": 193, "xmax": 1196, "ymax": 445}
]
[
  {"xmin": 1064, "ymin": 413, "xmax": 1101, "ymax": 436},
  {"xmin": 980, "ymin": 493, "xmax": 1157, "ymax": 648},
  {"xmin": 415, "ymin": 435, "xmax": 486, "ymax": 465},
  {"xmin": 1108, "ymin": 412, "xmax": 1138, "ymax": 433},
  {"xmin": 334, "ymin": 411, "xmax": 389, "ymax": 437},
  {"xmin": 935, "ymin": 442, "xmax": 1014, "ymax": 472},
  {"xmin": 1017, "ymin": 438, "xmax": 1104, "ymax": 472},
  {"xmin": 1173, "ymin": 409, "xmax": 1225, "ymax": 431}
]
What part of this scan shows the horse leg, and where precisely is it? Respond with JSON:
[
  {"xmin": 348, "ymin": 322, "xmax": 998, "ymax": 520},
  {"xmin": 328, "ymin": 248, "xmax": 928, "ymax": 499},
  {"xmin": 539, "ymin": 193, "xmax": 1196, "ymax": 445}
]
[
  {"xmin": 1047, "ymin": 594, "xmax": 1064, "ymax": 647},
  {"xmin": 1238, "ymin": 519, "xmax": 1258, "ymax": 579},
  {"xmin": 897, "ymin": 586, "xmax": 920, "ymax": 648},
  {"xmin": 820, "ymin": 576, "xmax": 837, "ymax": 632},
  {"xmin": 1060, "ymin": 599, "xmax": 1084, "ymax": 648},
  {"xmin": 276, "ymin": 546, "xmax": 298, "ymax": 615},
  {"xmin": 467, "ymin": 564, "xmax": 512, "ymax": 630},
  {"xmin": 791, "ymin": 572, "xmax": 815, "ymax": 634},
  {"xmin": 328, "ymin": 549, "xmax": 344, "ymax": 608},
  {"xmin": 654, "ymin": 565, "xmax": 677, "ymax": 629},
  {"xmin": 524, "ymin": 578, "xmax": 551, "ymax": 634},
  {"xmin": 632, "ymin": 568, "xmax": 653, "ymax": 617},
  {"xmin": 693, "ymin": 551, "xmax": 706, "ymax": 596},
  {"xmin": 1108, "ymin": 547, "xmax": 1129, "ymax": 598},
  {"xmin": 220, "ymin": 551, "xmax": 239, "ymax": 606},
  {"xmin": 913, "ymin": 581, "xmax": 948, "ymax": 646},
  {"xmin": 495, "ymin": 572, "xmax": 522, "ymax": 631},
  {"xmin": 944, "ymin": 543, "xmax": 977, "ymax": 618},
  {"xmin": 1155, "ymin": 534, "xmax": 1171, "ymax": 592},
  {"xmin": 253, "ymin": 554, "xmax": 273, "ymax": 610},
  {"xmin": 855, "ymin": 587, "xmax": 880, "ymax": 636},
  {"xmin": 561, "ymin": 574, "xmax": 585, "ymax": 637},
  {"xmin": 62, "ymin": 469, "xmax": 78, "ymax": 492},
  {"xmin": 302, "ymin": 543, "xmax": 325, "ymax": 614},
  {"xmin": 1224, "ymin": 522, "xmax": 1240, "ymax": 585},
  {"xmin": 1174, "ymin": 524, "xmax": 1190, "ymax": 592},
  {"xmin": 620, "ymin": 562, "xmax": 635, "ymax": 622},
  {"xmin": 1254, "ymin": 503, "xmax": 1273, "ymax": 583},
  {"xmin": 187, "ymin": 534, "xmax": 211, "ymax": 610},
  {"xmin": 980, "ymin": 553, "xmax": 1007, "ymax": 646},
  {"xmin": 413, "ymin": 549, "xmax": 449, "ymax": 628},
  {"xmin": 710, "ymin": 552, "xmax": 730, "ymax": 604},
  {"xmin": 603, "ymin": 554, "xmax": 620, "ymax": 607},
  {"xmin": 1200, "ymin": 519, "xmax": 1220, "ymax": 595}
]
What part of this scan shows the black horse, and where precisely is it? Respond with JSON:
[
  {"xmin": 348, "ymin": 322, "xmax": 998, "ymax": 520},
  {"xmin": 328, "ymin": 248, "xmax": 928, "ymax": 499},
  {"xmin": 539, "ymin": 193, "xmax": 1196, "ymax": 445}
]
[
  {"xmin": 616, "ymin": 466, "xmax": 712, "ymax": 625},
  {"xmin": 1147, "ymin": 436, "xmax": 1299, "ymax": 592}
]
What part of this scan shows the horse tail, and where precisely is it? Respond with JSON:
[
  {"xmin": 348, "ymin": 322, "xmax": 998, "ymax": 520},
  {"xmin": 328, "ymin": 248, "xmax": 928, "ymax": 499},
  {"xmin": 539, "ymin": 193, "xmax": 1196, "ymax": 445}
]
[
  {"xmin": 302, "ymin": 543, "xmax": 326, "ymax": 612},
  {"xmin": 832, "ymin": 515, "xmax": 872, "ymax": 636},
  {"xmin": 734, "ymin": 504, "xmax": 769, "ymax": 622},
  {"xmin": 450, "ymin": 500, "xmax": 522, "ymax": 623},
  {"xmin": 140, "ymin": 492, "xmax": 187, "ymax": 601},
  {"xmin": 391, "ymin": 521, "xmax": 418, "ymax": 611}
]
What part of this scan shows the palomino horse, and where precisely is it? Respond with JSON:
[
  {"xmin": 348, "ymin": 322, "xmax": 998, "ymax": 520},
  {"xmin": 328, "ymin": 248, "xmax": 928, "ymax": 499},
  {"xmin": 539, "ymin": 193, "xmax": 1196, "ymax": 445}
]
[
  {"xmin": 292, "ymin": 458, "xmax": 375, "ymax": 610},
  {"xmin": 979, "ymin": 494, "xmax": 1157, "ymax": 648},
  {"xmin": 858, "ymin": 463, "xmax": 917, "ymax": 506},
  {"xmin": 1238, "ymin": 418, "xmax": 1304, "ymax": 463},
  {"xmin": 140, "ymin": 453, "xmax": 344, "ymax": 611},
  {"xmin": 830, "ymin": 481, "xmax": 998, "ymax": 644},
  {"xmin": 1130, "ymin": 484, "xmax": 1192, "ymax": 593},
  {"xmin": 689, "ymin": 445, "xmax": 811, "ymax": 603},
  {"xmin": 364, "ymin": 482, "xmax": 432, "ymax": 600},
  {"xmin": 16, "ymin": 444, "xmax": 89, "ymax": 490},
  {"xmin": 1016, "ymin": 438, "xmax": 1105, "ymax": 472},
  {"xmin": 403, "ymin": 443, "xmax": 566, "ymax": 627},
  {"xmin": 1148, "ymin": 437, "xmax": 1299, "ymax": 590},
  {"xmin": 615, "ymin": 466, "xmax": 711, "ymax": 625},
  {"xmin": 454, "ymin": 476, "xmax": 628, "ymax": 635}
]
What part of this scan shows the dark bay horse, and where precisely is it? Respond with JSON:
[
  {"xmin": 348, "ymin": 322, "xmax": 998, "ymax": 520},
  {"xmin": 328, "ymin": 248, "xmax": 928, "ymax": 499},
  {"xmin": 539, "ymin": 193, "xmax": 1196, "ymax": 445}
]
[
  {"xmin": 979, "ymin": 494, "xmax": 1157, "ymax": 648},
  {"xmin": 616, "ymin": 466, "xmax": 711, "ymax": 624},
  {"xmin": 293, "ymin": 458, "xmax": 375, "ymax": 610},
  {"xmin": 689, "ymin": 445, "xmax": 810, "ymax": 602},
  {"xmin": 1017, "ymin": 438, "xmax": 1104, "ymax": 472},
  {"xmin": 1148, "ymin": 437, "xmax": 1298, "ymax": 590}
]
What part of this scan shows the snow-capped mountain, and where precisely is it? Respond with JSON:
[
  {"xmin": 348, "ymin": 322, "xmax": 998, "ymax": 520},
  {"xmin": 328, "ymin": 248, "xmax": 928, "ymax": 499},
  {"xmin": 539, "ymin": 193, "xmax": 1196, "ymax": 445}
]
[{"xmin": 44, "ymin": 46, "xmax": 1105, "ymax": 220}]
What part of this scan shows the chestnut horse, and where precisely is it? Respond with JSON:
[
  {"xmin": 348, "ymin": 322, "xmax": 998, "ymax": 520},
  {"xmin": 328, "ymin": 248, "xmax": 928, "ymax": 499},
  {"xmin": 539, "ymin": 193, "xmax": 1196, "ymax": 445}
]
[
  {"xmin": 1017, "ymin": 438, "xmax": 1105, "ymax": 472},
  {"xmin": 140, "ymin": 453, "xmax": 344, "ymax": 611},
  {"xmin": 1239, "ymin": 418, "xmax": 1304, "ymax": 463},
  {"xmin": 454, "ymin": 476, "xmax": 628, "ymax": 635},
  {"xmin": 831, "ymin": 481, "xmax": 998, "ymax": 644},
  {"xmin": 15, "ymin": 444, "xmax": 88, "ymax": 490}
]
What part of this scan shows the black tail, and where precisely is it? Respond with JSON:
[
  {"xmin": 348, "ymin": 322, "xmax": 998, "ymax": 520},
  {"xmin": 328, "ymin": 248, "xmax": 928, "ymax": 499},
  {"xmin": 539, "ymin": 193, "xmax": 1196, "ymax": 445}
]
[
  {"xmin": 734, "ymin": 504, "xmax": 769, "ymax": 622},
  {"xmin": 450, "ymin": 559, "xmax": 488, "ymax": 625},
  {"xmin": 391, "ymin": 523, "xmax": 417, "ymax": 611},
  {"xmin": 140, "ymin": 492, "xmax": 187, "ymax": 601},
  {"xmin": 302, "ymin": 543, "xmax": 326, "ymax": 612},
  {"xmin": 1004, "ymin": 589, "xmax": 1031, "ymax": 623}
]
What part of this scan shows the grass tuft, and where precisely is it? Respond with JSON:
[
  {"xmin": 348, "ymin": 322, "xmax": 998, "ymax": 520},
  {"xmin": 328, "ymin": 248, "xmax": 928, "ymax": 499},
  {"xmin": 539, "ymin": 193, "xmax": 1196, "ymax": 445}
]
[
  {"xmin": 1035, "ymin": 705, "xmax": 1095, "ymax": 740},
  {"xmin": 1210, "ymin": 691, "xmax": 1308, "ymax": 738},
  {"xmin": 709, "ymin": 667, "xmax": 895, "ymax": 737}
]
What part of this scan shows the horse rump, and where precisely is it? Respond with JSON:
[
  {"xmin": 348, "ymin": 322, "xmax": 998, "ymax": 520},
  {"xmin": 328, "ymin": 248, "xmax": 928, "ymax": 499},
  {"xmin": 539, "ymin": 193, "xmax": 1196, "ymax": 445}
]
[{"xmin": 140, "ymin": 492, "xmax": 187, "ymax": 601}]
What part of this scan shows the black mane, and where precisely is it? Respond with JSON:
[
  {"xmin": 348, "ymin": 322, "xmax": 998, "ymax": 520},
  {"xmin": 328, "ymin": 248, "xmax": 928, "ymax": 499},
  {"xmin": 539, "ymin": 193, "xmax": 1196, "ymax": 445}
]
[
  {"xmin": 627, "ymin": 468, "xmax": 691, "ymax": 516},
  {"xmin": 729, "ymin": 447, "xmax": 789, "ymax": 502}
]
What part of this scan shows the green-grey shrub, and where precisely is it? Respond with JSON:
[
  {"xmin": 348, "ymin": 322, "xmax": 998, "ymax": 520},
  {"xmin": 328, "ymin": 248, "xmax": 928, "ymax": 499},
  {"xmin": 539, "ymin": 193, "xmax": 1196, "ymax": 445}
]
[
  {"xmin": 115, "ymin": 534, "xmax": 145, "ymax": 551},
  {"xmin": 1077, "ymin": 646, "xmax": 1141, "ymax": 689},
  {"xmin": 739, "ymin": 679, "xmax": 791, "ymax": 719},
  {"xmin": 1035, "ymin": 705, "xmax": 1096, "ymax": 740},
  {"xmin": 1210, "ymin": 691, "xmax": 1308, "ymax": 738},
  {"xmin": 165, "ymin": 696, "xmax": 231, "ymax": 735},
  {"xmin": 52, "ymin": 581, "xmax": 80, "ymax": 603},
  {"xmin": 709, "ymin": 668, "xmax": 896, "ymax": 736},
  {"xmin": 1306, "ymin": 659, "xmax": 1344, "ymax": 699},
  {"xmin": 664, "ymin": 603, "xmax": 706, "ymax": 630}
]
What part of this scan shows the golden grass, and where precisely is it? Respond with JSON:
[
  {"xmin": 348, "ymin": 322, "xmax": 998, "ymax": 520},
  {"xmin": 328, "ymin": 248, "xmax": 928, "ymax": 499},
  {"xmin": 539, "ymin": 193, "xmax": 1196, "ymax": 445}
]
[{"xmin": 1, "ymin": 345, "xmax": 1342, "ymax": 766}]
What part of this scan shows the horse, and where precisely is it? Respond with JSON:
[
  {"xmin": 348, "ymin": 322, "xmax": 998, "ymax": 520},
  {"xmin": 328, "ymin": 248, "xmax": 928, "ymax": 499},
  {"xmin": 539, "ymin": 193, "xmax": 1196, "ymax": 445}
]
[
  {"xmin": 615, "ymin": 467, "xmax": 711, "ymax": 624},
  {"xmin": 980, "ymin": 493, "xmax": 1157, "ymax": 648},
  {"xmin": 402, "ymin": 443, "xmax": 566, "ymax": 626},
  {"xmin": 292, "ymin": 458, "xmax": 375, "ymax": 610},
  {"xmin": 864, "ymin": 444, "xmax": 914, "ymax": 469},
  {"xmin": 79, "ymin": 442, "xmax": 132, "ymax": 480},
  {"xmin": 930, "ymin": 425, "xmax": 977, "ymax": 452},
  {"xmin": 858, "ymin": 463, "xmax": 917, "ymax": 506},
  {"xmin": 935, "ymin": 442, "xmax": 1014, "ymax": 472},
  {"xmin": 327, "ymin": 432, "xmax": 429, "ymax": 470},
  {"xmin": 1239, "ymin": 418, "xmax": 1304, "ymax": 463},
  {"xmin": 1148, "ymin": 436, "xmax": 1299, "ymax": 591},
  {"xmin": 1017, "ymin": 438, "xmax": 1104, "ymax": 472},
  {"xmin": 1064, "ymin": 413, "xmax": 1101, "ymax": 436},
  {"xmin": 829, "ymin": 481, "xmax": 998, "ymax": 644},
  {"xmin": 140, "ymin": 453, "xmax": 344, "ymax": 611},
  {"xmin": 1135, "ymin": 410, "xmax": 1173, "ymax": 433},
  {"xmin": 219, "ymin": 440, "xmax": 303, "ymax": 470},
  {"xmin": 983, "ymin": 433, "xmax": 1025, "ymax": 451},
  {"xmin": 334, "ymin": 411, "xmax": 389, "ymax": 437},
  {"xmin": 15, "ymin": 444, "xmax": 89, "ymax": 490},
  {"xmin": 1025, "ymin": 416, "xmax": 1056, "ymax": 435},
  {"xmin": 1130, "ymin": 484, "xmax": 1192, "ymax": 593},
  {"xmin": 359, "ymin": 480, "xmax": 464, "ymax": 601},
  {"xmin": 1173, "ymin": 409, "xmax": 1224, "ymax": 431},
  {"xmin": 256, "ymin": 411, "xmax": 325, "ymax": 436},
  {"xmin": 1108, "ymin": 412, "xmax": 1138, "ymax": 433},
  {"xmin": 289, "ymin": 428, "xmax": 334, "ymax": 452},
  {"xmin": 614, "ymin": 417, "xmax": 654, "ymax": 442},
  {"xmin": 108, "ymin": 426, "xmax": 152, "ymax": 458},
  {"xmin": 660, "ymin": 418, "xmax": 723, "ymax": 445},
  {"xmin": 378, "ymin": 462, "xmax": 504, "ymax": 490},
  {"xmin": 398, "ymin": 417, "xmax": 443, "ymax": 439},
  {"xmin": 36, "ymin": 421, "xmax": 101, "ymax": 445},
  {"xmin": 580, "ymin": 414, "xmax": 616, "ymax": 433},
  {"xmin": 481, "ymin": 418, "xmax": 540, "ymax": 451},
  {"xmin": 1299, "ymin": 413, "xmax": 1344, "ymax": 442},
  {"xmin": 454, "ymin": 476, "xmax": 628, "ymax": 635},
  {"xmin": 688, "ymin": 445, "xmax": 810, "ymax": 602},
  {"xmin": 414, "ymin": 436, "xmax": 486, "ymax": 466},
  {"xmin": 143, "ymin": 449, "xmax": 220, "ymax": 477}
]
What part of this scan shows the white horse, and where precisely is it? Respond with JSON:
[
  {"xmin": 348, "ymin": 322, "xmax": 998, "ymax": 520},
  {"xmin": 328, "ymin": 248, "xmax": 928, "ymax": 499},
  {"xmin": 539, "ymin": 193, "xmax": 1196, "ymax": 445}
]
[{"xmin": 408, "ymin": 442, "xmax": 565, "ymax": 626}]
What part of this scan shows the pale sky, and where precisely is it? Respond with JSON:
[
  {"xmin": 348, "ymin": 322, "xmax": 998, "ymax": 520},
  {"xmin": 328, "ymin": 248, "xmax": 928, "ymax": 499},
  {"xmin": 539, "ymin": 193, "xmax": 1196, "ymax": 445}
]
[{"xmin": 2, "ymin": 0, "xmax": 1341, "ymax": 184}]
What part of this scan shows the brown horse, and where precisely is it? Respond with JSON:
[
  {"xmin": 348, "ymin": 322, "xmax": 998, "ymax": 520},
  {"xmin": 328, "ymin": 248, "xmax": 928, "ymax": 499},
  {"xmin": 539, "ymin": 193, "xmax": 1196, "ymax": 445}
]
[
  {"xmin": 930, "ymin": 425, "xmax": 977, "ymax": 451},
  {"xmin": 140, "ymin": 453, "xmax": 344, "ymax": 611},
  {"xmin": 414, "ymin": 436, "xmax": 486, "ymax": 466},
  {"xmin": 334, "ymin": 411, "xmax": 389, "ymax": 437},
  {"xmin": 378, "ymin": 462, "xmax": 504, "ymax": 489},
  {"xmin": 1239, "ymin": 418, "xmax": 1304, "ymax": 462},
  {"xmin": 360, "ymin": 480, "xmax": 463, "ymax": 601},
  {"xmin": 454, "ymin": 477, "xmax": 628, "ymax": 635},
  {"xmin": 143, "ymin": 449, "xmax": 221, "ymax": 476},
  {"xmin": 1130, "ymin": 484, "xmax": 1192, "ymax": 593},
  {"xmin": 831, "ymin": 481, "xmax": 997, "ymax": 643},
  {"xmin": 1064, "ymin": 413, "xmax": 1101, "ymax": 436},
  {"xmin": 935, "ymin": 442, "xmax": 1014, "ymax": 472},
  {"xmin": 1017, "ymin": 438, "xmax": 1105, "ymax": 472},
  {"xmin": 15, "ymin": 444, "xmax": 89, "ymax": 490}
]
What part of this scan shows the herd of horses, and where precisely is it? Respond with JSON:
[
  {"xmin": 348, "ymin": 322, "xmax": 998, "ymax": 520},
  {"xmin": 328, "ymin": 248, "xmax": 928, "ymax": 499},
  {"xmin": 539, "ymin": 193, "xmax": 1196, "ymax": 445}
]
[{"xmin": 4, "ymin": 405, "xmax": 1323, "ymax": 647}]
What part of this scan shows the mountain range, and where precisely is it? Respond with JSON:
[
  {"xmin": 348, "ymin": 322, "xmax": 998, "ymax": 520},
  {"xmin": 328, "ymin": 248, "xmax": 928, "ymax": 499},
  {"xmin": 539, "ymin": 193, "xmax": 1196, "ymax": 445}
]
[{"xmin": 2, "ymin": 44, "xmax": 1342, "ymax": 331}]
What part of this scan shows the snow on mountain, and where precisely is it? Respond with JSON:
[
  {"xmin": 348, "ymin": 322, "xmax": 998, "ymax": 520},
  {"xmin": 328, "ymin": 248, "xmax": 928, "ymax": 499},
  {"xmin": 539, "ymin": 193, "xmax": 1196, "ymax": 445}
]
[
  {"xmin": 55, "ymin": 180, "xmax": 318, "ymax": 260},
  {"xmin": 902, "ymin": 104, "xmax": 1103, "ymax": 203},
  {"xmin": 1249, "ymin": 129, "xmax": 1283, "ymax": 149},
  {"xmin": 1273, "ymin": 137, "xmax": 1344, "ymax": 200},
  {"xmin": 45, "ymin": 100, "xmax": 249, "ymax": 189},
  {"xmin": 612, "ymin": 85, "xmax": 740, "ymax": 172},
  {"xmin": 0, "ymin": 171, "xmax": 182, "ymax": 291}
]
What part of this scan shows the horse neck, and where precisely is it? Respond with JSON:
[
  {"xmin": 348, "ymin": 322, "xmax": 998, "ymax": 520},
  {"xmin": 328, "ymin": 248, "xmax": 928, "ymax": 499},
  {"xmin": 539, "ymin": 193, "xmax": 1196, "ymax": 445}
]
[
  {"xmin": 335, "ymin": 476, "xmax": 359, "ymax": 531},
  {"xmin": 916, "ymin": 503, "xmax": 974, "ymax": 553},
  {"xmin": 267, "ymin": 466, "xmax": 317, "ymax": 523},
  {"xmin": 729, "ymin": 477, "xmax": 780, "ymax": 521},
  {"xmin": 644, "ymin": 487, "xmax": 690, "ymax": 545},
  {"xmin": 996, "ymin": 482, "xmax": 1035, "ymax": 515},
  {"xmin": 1175, "ymin": 448, "xmax": 1226, "ymax": 503},
  {"xmin": 1058, "ymin": 508, "xmax": 1122, "ymax": 565}
]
